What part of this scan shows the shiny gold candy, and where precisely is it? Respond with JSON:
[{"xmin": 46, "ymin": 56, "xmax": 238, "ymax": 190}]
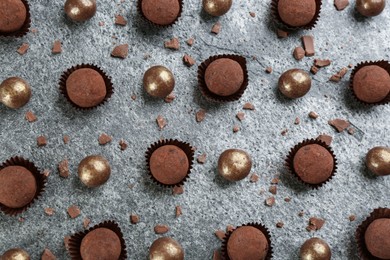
[
  {"xmin": 1, "ymin": 248, "xmax": 30, "ymax": 260},
  {"xmin": 149, "ymin": 237, "xmax": 184, "ymax": 260},
  {"xmin": 300, "ymin": 237, "xmax": 331, "ymax": 260},
  {"xmin": 356, "ymin": 0, "xmax": 386, "ymax": 17},
  {"xmin": 143, "ymin": 66, "xmax": 175, "ymax": 98},
  {"xmin": 366, "ymin": 146, "xmax": 390, "ymax": 176},
  {"xmin": 218, "ymin": 149, "xmax": 252, "ymax": 181},
  {"xmin": 0, "ymin": 77, "xmax": 31, "ymax": 109},
  {"xmin": 78, "ymin": 155, "xmax": 111, "ymax": 187},
  {"xmin": 64, "ymin": 0, "xmax": 97, "ymax": 22},
  {"xmin": 278, "ymin": 69, "xmax": 311, "ymax": 99},
  {"xmin": 202, "ymin": 0, "xmax": 233, "ymax": 16}
]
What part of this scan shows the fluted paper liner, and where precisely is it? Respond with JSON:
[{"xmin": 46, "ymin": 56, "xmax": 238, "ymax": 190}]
[
  {"xmin": 221, "ymin": 222, "xmax": 273, "ymax": 260},
  {"xmin": 0, "ymin": 156, "xmax": 47, "ymax": 216},
  {"xmin": 137, "ymin": 0, "xmax": 183, "ymax": 28},
  {"xmin": 145, "ymin": 139, "xmax": 194, "ymax": 188},
  {"xmin": 0, "ymin": 0, "xmax": 31, "ymax": 38},
  {"xmin": 285, "ymin": 139, "xmax": 337, "ymax": 189},
  {"xmin": 198, "ymin": 54, "xmax": 248, "ymax": 102},
  {"xmin": 59, "ymin": 64, "xmax": 114, "ymax": 110},
  {"xmin": 68, "ymin": 220, "xmax": 127, "ymax": 260}
]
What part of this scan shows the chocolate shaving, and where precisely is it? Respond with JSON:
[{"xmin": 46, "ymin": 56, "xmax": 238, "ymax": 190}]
[
  {"xmin": 183, "ymin": 54, "xmax": 196, "ymax": 67},
  {"xmin": 269, "ymin": 185, "xmax": 277, "ymax": 195},
  {"xmin": 37, "ymin": 136, "xmax": 47, "ymax": 147},
  {"xmin": 316, "ymin": 134, "xmax": 333, "ymax": 146},
  {"xmin": 172, "ymin": 185, "xmax": 184, "ymax": 195},
  {"xmin": 52, "ymin": 40, "xmax": 62, "ymax": 54},
  {"xmin": 67, "ymin": 205, "xmax": 81, "ymax": 219},
  {"xmin": 25, "ymin": 111, "xmax": 37, "ymax": 122},
  {"xmin": 226, "ymin": 225, "xmax": 235, "ymax": 232},
  {"xmin": 115, "ymin": 15, "xmax": 127, "ymax": 26},
  {"xmin": 215, "ymin": 230, "xmax": 225, "ymax": 241},
  {"xmin": 213, "ymin": 249, "xmax": 222, "ymax": 260},
  {"xmin": 41, "ymin": 249, "xmax": 56, "ymax": 260},
  {"xmin": 131, "ymin": 94, "xmax": 137, "ymax": 100},
  {"xmin": 211, "ymin": 22, "xmax": 221, "ymax": 34},
  {"xmin": 249, "ymin": 12, "xmax": 256, "ymax": 17},
  {"xmin": 284, "ymin": 197, "xmax": 291, "ymax": 202},
  {"xmin": 164, "ymin": 38, "xmax": 180, "ymax": 50},
  {"xmin": 98, "ymin": 133, "xmax": 112, "ymax": 145},
  {"xmin": 197, "ymin": 153, "xmax": 207, "ymax": 164},
  {"xmin": 44, "ymin": 208, "xmax": 54, "ymax": 216},
  {"xmin": 277, "ymin": 29, "xmax": 288, "ymax": 38},
  {"xmin": 347, "ymin": 127, "xmax": 355, "ymax": 135},
  {"xmin": 154, "ymin": 225, "xmax": 169, "ymax": 234},
  {"xmin": 63, "ymin": 135, "xmax": 70, "ymax": 144},
  {"xmin": 294, "ymin": 117, "xmax": 300, "ymax": 125},
  {"xmin": 293, "ymin": 46, "xmax": 305, "ymax": 61},
  {"xmin": 307, "ymin": 217, "xmax": 325, "ymax": 231},
  {"xmin": 236, "ymin": 112, "xmax": 245, "ymax": 121},
  {"xmin": 250, "ymin": 173, "xmax": 259, "ymax": 183},
  {"xmin": 58, "ymin": 159, "xmax": 69, "ymax": 178},
  {"xmin": 265, "ymin": 196, "xmax": 275, "ymax": 207},
  {"xmin": 186, "ymin": 38, "xmax": 194, "ymax": 46},
  {"xmin": 276, "ymin": 222, "xmax": 284, "ymax": 228},
  {"xmin": 314, "ymin": 59, "xmax": 331, "ymax": 67},
  {"xmin": 265, "ymin": 67, "xmax": 273, "ymax": 74},
  {"xmin": 175, "ymin": 206, "xmax": 182, "ymax": 218},
  {"xmin": 233, "ymin": 125, "xmax": 240, "ymax": 133},
  {"xmin": 349, "ymin": 215, "xmax": 356, "ymax": 221},
  {"xmin": 43, "ymin": 169, "xmax": 50, "ymax": 177},
  {"xmin": 17, "ymin": 43, "xmax": 29, "ymax": 55},
  {"xmin": 310, "ymin": 65, "xmax": 319, "ymax": 74},
  {"xmin": 196, "ymin": 109, "xmax": 206, "ymax": 122},
  {"xmin": 164, "ymin": 92, "xmax": 175, "ymax": 103},
  {"xmin": 130, "ymin": 214, "xmax": 140, "ymax": 224},
  {"xmin": 330, "ymin": 67, "xmax": 348, "ymax": 82},
  {"xmin": 64, "ymin": 236, "xmax": 71, "ymax": 251},
  {"xmin": 334, "ymin": 0, "xmax": 349, "ymax": 10},
  {"xmin": 119, "ymin": 140, "xmax": 128, "ymax": 151},
  {"xmin": 308, "ymin": 111, "xmax": 319, "ymax": 119},
  {"xmin": 156, "ymin": 115, "xmax": 167, "ymax": 130},
  {"xmin": 243, "ymin": 102, "xmax": 255, "ymax": 110},
  {"xmin": 281, "ymin": 129, "xmax": 288, "ymax": 136},
  {"xmin": 302, "ymin": 35, "xmax": 315, "ymax": 56},
  {"xmin": 83, "ymin": 217, "xmax": 91, "ymax": 228},
  {"xmin": 271, "ymin": 177, "xmax": 279, "ymax": 184},
  {"xmin": 111, "ymin": 44, "xmax": 129, "ymax": 59},
  {"xmin": 328, "ymin": 119, "xmax": 350, "ymax": 132}
]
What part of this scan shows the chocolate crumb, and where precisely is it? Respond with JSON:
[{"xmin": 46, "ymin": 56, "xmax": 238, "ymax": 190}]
[
  {"xmin": 52, "ymin": 40, "xmax": 62, "ymax": 54},
  {"xmin": 17, "ymin": 43, "xmax": 29, "ymax": 55},
  {"xmin": 308, "ymin": 111, "xmax": 319, "ymax": 119},
  {"xmin": 269, "ymin": 185, "xmax": 277, "ymax": 195},
  {"xmin": 250, "ymin": 173, "xmax": 259, "ymax": 183},
  {"xmin": 243, "ymin": 102, "xmax": 255, "ymax": 110},
  {"xmin": 175, "ymin": 206, "xmax": 182, "ymax": 218},
  {"xmin": 130, "ymin": 214, "xmax": 140, "ymax": 224},
  {"xmin": 213, "ymin": 249, "xmax": 222, "ymax": 260},
  {"xmin": 310, "ymin": 65, "xmax": 319, "ymax": 75},
  {"xmin": 37, "ymin": 136, "xmax": 47, "ymax": 147},
  {"xmin": 197, "ymin": 153, "xmax": 207, "ymax": 164},
  {"xmin": 330, "ymin": 67, "xmax": 349, "ymax": 82},
  {"xmin": 58, "ymin": 159, "xmax": 69, "ymax": 178},
  {"xmin": 317, "ymin": 134, "xmax": 333, "ymax": 146},
  {"xmin": 271, "ymin": 177, "xmax": 279, "ymax": 184},
  {"xmin": 294, "ymin": 117, "xmax": 300, "ymax": 125},
  {"xmin": 259, "ymin": 188, "xmax": 265, "ymax": 195},
  {"xmin": 173, "ymin": 185, "xmax": 184, "ymax": 195},
  {"xmin": 265, "ymin": 67, "xmax": 273, "ymax": 74},
  {"xmin": 314, "ymin": 59, "xmax": 331, "ymax": 67},
  {"xmin": 119, "ymin": 140, "xmax": 128, "ymax": 151},
  {"xmin": 43, "ymin": 169, "xmax": 50, "ymax": 177},
  {"xmin": 115, "ymin": 14, "xmax": 127, "ymax": 26},
  {"xmin": 276, "ymin": 222, "xmax": 284, "ymax": 228},
  {"xmin": 44, "ymin": 208, "xmax": 54, "ymax": 216},
  {"xmin": 349, "ymin": 215, "xmax": 356, "ymax": 222},
  {"xmin": 186, "ymin": 38, "xmax": 194, "ymax": 46},
  {"xmin": 164, "ymin": 37, "xmax": 180, "ymax": 50},
  {"xmin": 67, "ymin": 205, "xmax": 81, "ymax": 219},
  {"xmin": 226, "ymin": 225, "xmax": 235, "ymax": 232},
  {"xmin": 281, "ymin": 129, "xmax": 288, "ymax": 136},
  {"xmin": 249, "ymin": 12, "xmax": 256, "ymax": 17},
  {"xmin": 334, "ymin": 0, "xmax": 349, "ymax": 10},
  {"xmin": 63, "ymin": 135, "xmax": 70, "ymax": 144},
  {"xmin": 233, "ymin": 125, "xmax": 240, "ymax": 133},
  {"xmin": 215, "ymin": 230, "xmax": 225, "ymax": 241},
  {"xmin": 284, "ymin": 197, "xmax": 291, "ymax": 202},
  {"xmin": 328, "ymin": 119, "xmax": 350, "ymax": 132},
  {"xmin": 164, "ymin": 92, "xmax": 175, "ymax": 103},
  {"xmin": 298, "ymin": 211, "xmax": 305, "ymax": 217},
  {"xmin": 156, "ymin": 115, "xmax": 167, "ymax": 130},
  {"xmin": 183, "ymin": 54, "xmax": 196, "ymax": 67},
  {"xmin": 293, "ymin": 46, "xmax": 305, "ymax": 61},
  {"xmin": 348, "ymin": 63, "xmax": 353, "ymax": 68},
  {"xmin": 143, "ymin": 53, "xmax": 151, "ymax": 60},
  {"xmin": 211, "ymin": 22, "xmax": 221, "ymax": 34},
  {"xmin": 131, "ymin": 94, "xmax": 137, "ymax": 100},
  {"xmin": 277, "ymin": 29, "xmax": 288, "ymax": 38},
  {"xmin": 30, "ymin": 28, "xmax": 38, "ymax": 33},
  {"xmin": 64, "ymin": 236, "xmax": 71, "ymax": 251},
  {"xmin": 307, "ymin": 217, "xmax": 325, "ymax": 231},
  {"xmin": 41, "ymin": 248, "xmax": 56, "ymax": 260},
  {"xmin": 196, "ymin": 109, "xmax": 206, "ymax": 122},
  {"xmin": 25, "ymin": 111, "xmax": 37, "ymax": 122},
  {"xmin": 347, "ymin": 127, "xmax": 355, "ymax": 135},
  {"xmin": 236, "ymin": 112, "xmax": 245, "ymax": 121},
  {"xmin": 154, "ymin": 225, "xmax": 170, "ymax": 234},
  {"xmin": 302, "ymin": 35, "xmax": 315, "ymax": 56},
  {"xmin": 265, "ymin": 196, "xmax": 275, "ymax": 207},
  {"xmin": 98, "ymin": 133, "xmax": 112, "ymax": 145},
  {"xmin": 98, "ymin": 21, "xmax": 104, "ymax": 26},
  {"xmin": 111, "ymin": 44, "xmax": 129, "ymax": 59},
  {"xmin": 83, "ymin": 217, "xmax": 91, "ymax": 228}
]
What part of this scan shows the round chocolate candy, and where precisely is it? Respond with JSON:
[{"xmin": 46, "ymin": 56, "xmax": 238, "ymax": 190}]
[
  {"xmin": 64, "ymin": 0, "xmax": 97, "ymax": 22},
  {"xmin": 366, "ymin": 146, "xmax": 390, "ymax": 176},
  {"xmin": 300, "ymin": 237, "xmax": 331, "ymax": 260},
  {"xmin": 356, "ymin": 0, "xmax": 386, "ymax": 17},
  {"xmin": 0, "ymin": 0, "xmax": 27, "ymax": 33},
  {"xmin": 149, "ymin": 237, "xmax": 184, "ymax": 260},
  {"xmin": 202, "ymin": 0, "xmax": 232, "ymax": 16},
  {"xmin": 1, "ymin": 248, "xmax": 30, "ymax": 260},
  {"xmin": 277, "ymin": 0, "xmax": 317, "ymax": 27},
  {"xmin": 143, "ymin": 66, "xmax": 175, "ymax": 98},
  {"xmin": 80, "ymin": 227, "xmax": 122, "ymax": 260},
  {"xmin": 278, "ymin": 69, "xmax": 311, "ymax": 99},
  {"xmin": 364, "ymin": 218, "xmax": 390, "ymax": 259},
  {"xmin": 0, "ymin": 77, "xmax": 31, "ymax": 109},
  {"xmin": 218, "ymin": 149, "xmax": 252, "ymax": 181},
  {"xmin": 140, "ymin": 0, "xmax": 181, "ymax": 26},
  {"xmin": 78, "ymin": 155, "xmax": 111, "ymax": 188}
]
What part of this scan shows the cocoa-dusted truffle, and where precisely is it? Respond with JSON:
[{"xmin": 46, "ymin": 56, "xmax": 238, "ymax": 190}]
[
  {"xmin": 0, "ymin": 166, "xmax": 36, "ymax": 208},
  {"xmin": 139, "ymin": 0, "xmax": 182, "ymax": 26},
  {"xmin": 80, "ymin": 228, "xmax": 122, "ymax": 260},
  {"xmin": 352, "ymin": 65, "xmax": 390, "ymax": 104},
  {"xmin": 277, "ymin": 0, "xmax": 316, "ymax": 27},
  {"xmin": 0, "ymin": 0, "xmax": 27, "ymax": 33},
  {"xmin": 364, "ymin": 218, "xmax": 390, "ymax": 259}
]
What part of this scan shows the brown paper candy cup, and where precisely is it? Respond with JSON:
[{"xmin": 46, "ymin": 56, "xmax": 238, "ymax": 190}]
[
  {"xmin": 59, "ymin": 64, "xmax": 114, "ymax": 110},
  {"xmin": 271, "ymin": 0, "xmax": 322, "ymax": 30},
  {"xmin": 198, "ymin": 54, "xmax": 249, "ymax": 102},
  {"xmin": 221, "ymin": 222, "xmax": 273, "ymax": 260},
  {"xmin": 0, "ymin": 156, "xmax": 47, "ymax": 216},
  {"xmin": 137, "ymin": 0, "xmax": 183, "ymax": 28},
  {"xmin": 355, "ymin": 208, "xmax": 390, "ymax": 260},
  {"xmin": 68, "ymin": 220, "xmax": 127, "ymax": 260},
  {"xmin": 349, "ymin": 60, "xmax": 390, "ymax": 106},
  {"xmin": 0, "ymin": 0, "xmax": 31, "ymax": 38},
  {"xmin": 145, "ymin": 139, "xmax": 194, "ymax": 188},
  {"xmin": 285, "ymin": 138, "xmax": 337, "ymax": 189}
]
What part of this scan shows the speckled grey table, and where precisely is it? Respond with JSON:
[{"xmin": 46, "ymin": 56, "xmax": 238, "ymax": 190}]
[{"xmin": 0, "ymin": 0, "xmax": 389, "ymax": 259}]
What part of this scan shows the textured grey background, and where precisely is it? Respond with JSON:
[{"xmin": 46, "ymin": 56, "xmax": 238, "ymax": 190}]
[{"xmin": 0, "ymin": 0, "xmax": 389, "ymax": 259}]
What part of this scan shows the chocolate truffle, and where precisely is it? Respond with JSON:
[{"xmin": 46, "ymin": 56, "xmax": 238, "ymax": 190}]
[
  {"xmin": 0, "ymin": 77, "xmax": 31, "ymax": 109},
  {"xmin": 218, "ymin": 149, "xmax": 252, "ymax": 181},
  {"xmin": 0, "ymin": 0, "xmax": 27, "ymax": 33},
  {"xmin": 202, "ymin": 0, "xmax": 232, "ymax": 16},
  {"xmin": 66, "ymin": 68, "xmax": 107, "ymax": 108},
  {"xmin": 0, "ymin": 166, "xmax": 37, "ymax": 208},
  {"xmin": 227, "ymin": 226, "xmax": 269, "ymax": 260},
  {"xmin": 64, "ymin": 0, "xmax": 97, "ymax": 22},
  {"xmin": 277, "ymin": 0, "xmax": 317, "ymax": 27},
  {"xmin": 366, "ymin": 146, "xmax": 390, "ymax": 176},
  {"xmin": 364, "ymin": 218, "xmax": 390, "ymax": 259},
  {"xmin": 80, "ymin": 228, "xmax": 122, "ymax": 260},
  {"xmin": 356, "ymin": 0, "xmax": 386, "ymax": 17},
  {"xmin": 300, "ymin": 237, "xmax": 331, "ymax": 260},
  {"xmin": 140, "ymin": 0, "xmax": 181, "ymax": 26},
  {"xmin": 1, "ymin": 248, "xmax": 30, "ymax": 260},
  {"xmin": 204, "ymin": 58, "xmax": 244, "ymax": 96},
  {"xmin": 78, "ymin": 155, "xmax": 111, "ymax": 187},
  {"xmin": 278, "ymin": 69, "xmax": 311, "ymax": 99},
  {"xmin": 293, "ymin": 144, "xmax": 334, "ymax": 185},
  {"xmin": 352, "ymin": 65, "xmax": 390, "ymax": 103},
  {"xmin": 149, "ymin": 237, "xmax": 184, "ymax": 260},
  {"xmin": 149, "ymin": 145, "xmax": 189, "ymax": 185},
  {"xmin": 143, "ymin": 66, "xmax": 175, "ymax": 98}
]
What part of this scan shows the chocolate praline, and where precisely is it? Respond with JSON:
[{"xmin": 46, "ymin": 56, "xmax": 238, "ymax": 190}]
[
  {"xmin": 1, "ymin": 248, "xmax": 30, "ymax": 260},
  {"xmin": 227, "ymin": 226, "xmax": 269, "ymax": 260},
  {"xmin": 149, "ymin": 237, "xmax": 184, "ymax": 260},
  {"xmin": 78, "ymin": 155, "xmax": 111, "ymax": 188},
  {"xmin": 64, "ymin": 0, "xmax": 97, "ymax": 22},
  {"xmin": 143, "ymin": 66, "xmax": 175, "ymax": 98},
  {"xmin": 80, "ymin": 227, "xmax": 122, "ymax": 260},
  {"xmin": 356, "ymin": 0, "xmax": 386, "ymax": 17},
  {"xmin": 277, "ymin": 0, "xmax": 317, "ymax": 27},
  {"xmin": 202, "ymin": 0, "xmax": 232, "ymax": 16},
  {"xmin": 218, "ymin": 149, "xmax": 252, "ymax": 181},
  {"xmin": 293, "ymin": 144, "xmax": 334, "ymax": 185},
  {"xmin": 0, "ymin": 77, "xmax": 31, "ymax": 109},
  {"xmin": 140, "ymin": 0, "xmax": 181, "ymax": 26},
  {"xmin": 299, "ymin": 237, "xmax": 331, "ymax": 260},
  {"xmin": 66, "ymin": 68, "xmax": 107, "ymax": 108},
  {"xmin": 0, "ymin": 166, "xmax": 37, "ymax": 208},
  {"xmin": 366, "ymin": 146, "xmax": 390, "ymax": 176},
  {"xmin": 352, "ymin": 65, "xmax": 390, "ymax": 104},
  {"xmin": 0, "ymin": 0, "xmax": 27, "ymax": 33},
  {"xmin": 364, "ymin": 218, "xmax": 390, "ymax": 259},
  {"xmin": 149, "ymin": 145, "xmax": 189, "ymax": 185},
  {"xmin": 278, "ymin": 69, "xmax": 311, "ymax": 99},
  {"xmin": 205, "ymin": 58, "xmax": 244, "ymax": 97}
]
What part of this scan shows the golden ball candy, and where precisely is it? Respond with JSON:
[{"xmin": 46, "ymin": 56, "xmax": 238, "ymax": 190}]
[
  {"xmin": 1, "ymin": 248, "xmax": 30, "ymax": 260},
  {"xmin": 366, "ymin": 146, "xmax": 390, "ymax": 176},
  {"xmin": 143, "ymin": 66, "xmax": 175, "ymax": 98},
  {"xmin": 278, "ymin": 69, "xmax": 311, "ymax": 99},
  {"xmin": 149, "ymin": 237, "xmax": 184, "ymax": 260},
  {"xmin": 356, "ymin": 0, "xmax": 386, "ymax": 17},
  {"xmin": 203, "ymin": 0, "xmax": 233, "ymax": 16},
  {"xmin": 78, "ymin": 155, "xmax": 111, "ymax": 187},
  {"xmin": 64, "ymin": 0, "xmax": 97, "ymax": 22},
  {"xmin": 0, "ymin": 77, "xmax": 31, "ymax": 109},
  {"xmin": 218, "ymin": 149, "xmax": 252, "ymax": 181},
  {"xmin": 300, "ymin": 237, "xmax": 331, "ymax": 260}
]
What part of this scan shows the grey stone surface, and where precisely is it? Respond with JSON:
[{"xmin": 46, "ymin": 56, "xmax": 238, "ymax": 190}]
[{"xmin": 0, "ymin": 0, "xmax": 390, "ymax": 259}]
